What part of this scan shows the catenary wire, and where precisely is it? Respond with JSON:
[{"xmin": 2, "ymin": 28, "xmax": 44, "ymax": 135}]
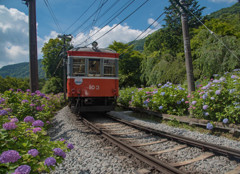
[
  {"xmin": 64, "ymin": 0, "xmax": 97, "ymax": 33},
  {"xmin": 85, "ymin": 0, "xmax": 150, "ymax": 47},
  {"xmin": 71, "ymin": 0, "xmax": 109, "ymax": 35},
  {"xmin": 77, "ymin": 0, "xmax": 135, "ymax": 47},
  {"xmin": 43, "ymin": 0, "xmax": 63, "ymax": 33}
]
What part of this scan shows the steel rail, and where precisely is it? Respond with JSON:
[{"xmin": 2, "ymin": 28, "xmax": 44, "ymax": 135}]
[
  {"xmin": 81, "ymin": 117, "xmax": 186, "ymax": 174},
  {"xmin": 107, "ymin": 114, "xmax": 240, "ymax": 160}
]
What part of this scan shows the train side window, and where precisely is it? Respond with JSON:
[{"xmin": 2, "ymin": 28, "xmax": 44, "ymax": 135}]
[
  {"xmin": 88, "ymin": 59, "xmax": 100, "ymax": 77},
  {"xmin": 104, "ymin": 59, "xmax": 116, "ymax": 77},
  {"xmin": 73, "ymin": 58, "xmax": 85, "ymax": 76}
]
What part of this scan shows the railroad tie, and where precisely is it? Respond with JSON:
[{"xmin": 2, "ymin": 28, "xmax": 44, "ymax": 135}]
[
  {"xmin": 224, "ymin": 165, "xmax": 240, "ymax": 174},
  {"xmin": 170, "ymin": 152, "xmax": 214, "ymax": 167},
  {"xmin": 130, "ymin": 139, "xmax": 168, "ymax": 147},
  {"xmin": 147, "ymin": 144, "xmax": 187, "ymax": 155}
]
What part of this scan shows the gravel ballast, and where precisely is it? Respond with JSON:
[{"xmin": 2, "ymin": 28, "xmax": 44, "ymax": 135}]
[
  {"xmin": 48, "ymin": 107, "xmax": 153, "ymax": 174},
  {"xmin": 48, "ymin": 107, "xmax": 240, "ymax": 173}
]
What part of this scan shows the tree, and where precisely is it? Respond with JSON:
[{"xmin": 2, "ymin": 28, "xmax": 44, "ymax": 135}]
[{"xmin": 109, "ymin": 41, "xmax": 143, "ymax": 87}]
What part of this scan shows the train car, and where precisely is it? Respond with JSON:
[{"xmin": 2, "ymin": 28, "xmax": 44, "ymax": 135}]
[{"xmin": 67, "ymin": 42, "xmax": 119, "ymax": 112}]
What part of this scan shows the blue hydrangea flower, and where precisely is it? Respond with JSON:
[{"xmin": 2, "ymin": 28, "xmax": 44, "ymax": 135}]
[
  {"xmin": 204, "ymin": 112, "xmax": 209, "ymax": 116},
  {"xmin": 215, "ymin": 90, "xmax": 221, "ymax": 95},
  {"xmin": 0, "ymin": 110, "xmax": 8, "ymax": 116},
  {"xmin": 53, "ymin": 148, "xmax": 66, "ymax": 158},
  {"xmin": 192, "ymin": 101, "xmax": 197, "ymax": 105},
  {"xmin": 158, "ymin": 106, "xmax": 163, "ymax": 110},
  {"xmin": 202, "ymin": 94, "xmax": 208, "ymax": 100},
  {"xmin": 67, "ymin": 143, "xmax": 74, "ymax": 150},
  {"xmin": 210, "ymin": 97, "xmax": 215, "ymax": 100},
  {"xmin": 223, "ymin": 118, "xmax": 228, "ymax": 124},
  {"xmin": 177, "ymin": 101, "xmax": 181, "ymax": 104},
  {"xmin": 3, "ymin": 122, "xmax": 17, "ymax": 130},
  {"xmin": 160, "ymin": 92, "xmax": 165, "ymax": 96},
  {"xmin": 28, "ymin": 149, "xmax": 39, "ymax": 157},
  {"xmin": 14, "ymin": 165, "xmax": 31, "ymax": 174},
  {"xmin": 24, "ymin": 116, "xmax": 35, "ymax": 123},
  {"xmin": 206, "ymin": 123, "xmax": 213, "ymax": 130},
  {"xmin": 32, "ymin": 120, "xmax": 44, "ymax": 127},
  {"xmin": 0, "ymin": 150, "xmax": 21, "ymax": 163},
  {"xmin": 181, "ymin": 98, "xmax": 185, "ymax": 102},
  {"xmin": 203, "ymin": 105, "xmax": 208, "ymax": 110},
  {"xmin": 44, "ymin": 157, "xmax": 56, "ymax": 166}
]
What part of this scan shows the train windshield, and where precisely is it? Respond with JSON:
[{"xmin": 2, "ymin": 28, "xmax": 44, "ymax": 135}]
[
  {"xmin": 104, "ymin": 59, "xmax": 116, "ymax": 77},
  {"xmin": 88, "ymin": 59, "xmax": 100, "ymax": 76},
  {"xmin": 73, "ymin": 58, "xmax": 85, "ymax": 76}
]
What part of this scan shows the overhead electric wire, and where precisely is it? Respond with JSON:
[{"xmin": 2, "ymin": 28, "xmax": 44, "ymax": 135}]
[
  {"xmin": 91, "ymin": 0, "xmax": 104, "ymax": 28},
  {"xmin": 85, "ymin": 0, "xmax": 150, "ymax": 47},
  {"xmin": 64, "ymin": 0, "xmax": 97, "ymax": 33},
  {"xmin": 133, "ymin": 11, "xmax": 165, "ymax": 42},
  {"xmin": 43, "ymin": 0, "xmax": 63, "ymax": 33},
  {"xmin": 185, "ymin": 4, "xmax": 239, "ymax": 61},
  {"xmin": 71, "ymin": 0, "xmax": 109, "ymax": 35},
  {"xmin": 77, "ymin": 0, "xmax": 135, "ymax": 46},
  {"xmin": 81, "ymin": 0, "xmax": 120, "ymax": 35}
]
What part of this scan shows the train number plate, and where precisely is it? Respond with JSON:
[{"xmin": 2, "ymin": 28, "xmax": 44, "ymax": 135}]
[{"xmin": 89, "ymin": 85, "xmax": 100, "ymax": 90}]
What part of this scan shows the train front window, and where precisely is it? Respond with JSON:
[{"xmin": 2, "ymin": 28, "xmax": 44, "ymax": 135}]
[
  {"xmin": 104, "ymin": 59, "xmax": 116, "ymax": 77},
  {"xmin": 88, "ymin": 59, "xmax": 100, "ymax": 76},
  {"xmin": 73, "ymin": 58, "xmax": 85, "ymax": 76}
]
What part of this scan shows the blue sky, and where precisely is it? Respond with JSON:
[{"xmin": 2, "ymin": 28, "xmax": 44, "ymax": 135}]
[{"xmin": 0, "ymin": 0, "xmax": 238, "ymax": 68}]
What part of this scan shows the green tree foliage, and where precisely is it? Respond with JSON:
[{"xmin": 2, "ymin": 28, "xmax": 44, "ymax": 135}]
[
  {"xmin": 41, "ymin": 38, "xmax": 72, "ymax": 79},
  {"xmin": 109, "ymin": 41, "xmax": 143, "ymax": 87},
  {"xmin": 41, "ymin": 77, "xmax": 63, "ymax": 94},
  {"xmin": 0, "ymin": 76, "xmax": 29, "ymax": 93}
]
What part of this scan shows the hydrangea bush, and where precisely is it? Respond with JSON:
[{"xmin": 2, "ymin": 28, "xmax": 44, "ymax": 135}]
[
  {"xmin": 118, "ymin": 70, "xmax": 240, "ymax": 124},
  {"xmin": 0, "ymin": 89, "xmax": 73, "ymax": 174}
]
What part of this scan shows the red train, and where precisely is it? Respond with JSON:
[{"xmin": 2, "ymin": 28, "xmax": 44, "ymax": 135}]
[{"xmin": 67, "ymin": 42, "xmax": 119, "ymax": 112}]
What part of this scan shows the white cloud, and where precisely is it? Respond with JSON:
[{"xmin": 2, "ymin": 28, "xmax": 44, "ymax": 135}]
[
  {"xmin": 72, "ymin": 24, "xmax": 157, "ymax": 48},
  {"xmin": 0, "ymin": 5, "xmax": 59, "ymax": 68},
  {"xmin": 148, "ymin": 18, "xmax": 161, "ymax": 29},
  {"xmin": 208, "ymin": 0, "xmax": 237, "ymax": 3}
]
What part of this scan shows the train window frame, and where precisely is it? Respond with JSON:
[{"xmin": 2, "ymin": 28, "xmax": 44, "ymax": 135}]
[
  {"xmin": 103, "ymin": 59, "xmax": 116, "ymax": 77},
  {"xmin": 72, "ymin": 58, "xmax": 86, "ymax": 76},
  {"xmin": 88, "ymin": 58, "xmax": 101, "ymax": 77}
]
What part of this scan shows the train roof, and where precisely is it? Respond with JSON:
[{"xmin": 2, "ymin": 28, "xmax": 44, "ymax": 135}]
[{"xmin": 69, "ymin": 47, "xmax": 117, "ymax": 53}]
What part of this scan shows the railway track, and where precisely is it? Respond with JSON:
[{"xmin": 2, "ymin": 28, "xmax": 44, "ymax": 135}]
[{"xmin": 79, "ymin": 112, "xmax": 240, "ymax": 174}]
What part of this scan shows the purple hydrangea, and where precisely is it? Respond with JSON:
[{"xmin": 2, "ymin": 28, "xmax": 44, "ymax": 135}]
[
  {"xmin": 53, "ymin": 148, "xmax": 66, "ymax": 158},
  {"xmin": 204, "ymin": 112, "xmax": 209, "ymax": 116},
  {"xmin": 0, "ymin": 98, "xmax": 5, "ymax": 104},
  {"xmin": 60, "ymin": 138, "xmax": 67, "ymax": 143},
  {"xmin": 192, "ymin": 101, "xmax": 197, "ymax": 105},
  {"xmin": 215, "ymin": 90, "xmax": 221, "ymax": 95},
  {"xmin": 11, "ymin": 118, "xmax": 19, "ymax": 123},
  {"xmin": 30, "ymin": 103, "xmax": 35, "ymax": 107},
  {"xmin": 32, "ymin": 120, "xmax": 44, "ymax": 127},
  {"xmin": 28, "ymin": 149, "xmax": 39, "ymax": 157},
  {"xmin": 32, "ymin": 127, "xmax": 42, "ymax": 133},
  {"xmin": 44, "ymin": 157, "xmax": 56, "ymax": 166},
  {"xmin": 206, "ymin": 123, "xmax": 213, "ymax": 130},
  {"xmin": 14, "ymin": 165, "xmax": 31, "ymax": 174},
  {"xmin": 223, "ymin": 118, "xmax": 228, "ymax": 124},
  {"xmin": 24, "ymin": 116, "xmax": 35, "ymax": 123},
  {"xmin": 231, "ymin": 75, "xmax": 237, "ymax": 79},
  {"xmin": 67, "ymin": 143, "xmax": 74, "ymax": 150},
  {"xmin": 21, "ymin": 100, "xmax": 29, "ymax": 104},
  {"xmin": 3, "ymin": 122, "xmax": 17, "ymax": 130},
  {"xmin": 177, "ymin": 101, "xmax": 181, "ymax": 104},
  {"xmin": 160, "ymin": 92, "xmax": 165, "ymax": 96},
  {"xmin": 202, "ymin": 94, "xmax": 208, "ymax": 100},
  {"xmin": 36, "ymin": 106, "xmax": 43, "ymax": 111},
  {"xmin": 0, "ymin": 110, "xmax": 8, "ymax": 116},
  {"xmin": 158, "ymin": 106, "xmax": 163, "ymax": 110},
  {"xmin": 0, "ymin": 150, "xmax": 21, "ymax": 163},
  {"xmin": 203, "ymin": 105, "xmax": 208, "ymax": 110},
  {"xmin": 26, "ymin": 89, "xmax": 31, "ymax": 92}
]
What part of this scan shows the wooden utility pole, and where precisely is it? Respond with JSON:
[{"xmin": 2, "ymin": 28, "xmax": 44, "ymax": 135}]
[
  {"xmin": 23, "ymin": 0, "xmax": 39, "ymax": 92},
  {"xmin": 58, "ymin": 34, "xmax": 72, "ymax": 101},
  {"xmin": 180, "ymin": 0, "xmax": 195, "ymax": 93}
]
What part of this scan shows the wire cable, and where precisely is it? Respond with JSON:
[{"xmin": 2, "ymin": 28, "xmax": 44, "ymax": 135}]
[
  {"xmin": 43, "ymin": 0, "xmax": 63, "ymax": 33},
  {"xmin": 71, "ymin": 0, "xmax": 109, "ymax": 35},
  {"xmin": 85, "ymin": 0, "xmax": 150, "ymax": 47},
  {"xmin": 77, "ymin": 0, "xmax": 135, "ymax": 46},
  {"xmin": 64, "ymin": 0, "xmax": 97, "ymax": 33}
]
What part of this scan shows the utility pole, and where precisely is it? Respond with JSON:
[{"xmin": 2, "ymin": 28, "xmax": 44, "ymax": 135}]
[
  {"xmin": 58, "ymin": 34, "xmax": 72, "ymax": 101},
  {"xmin": 23, "ymin": 0, "xmax": 39, "ymax": 92},
  {"xmin": 180, "ymin": 0, "xmax": 195, "ymax": 93}
]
